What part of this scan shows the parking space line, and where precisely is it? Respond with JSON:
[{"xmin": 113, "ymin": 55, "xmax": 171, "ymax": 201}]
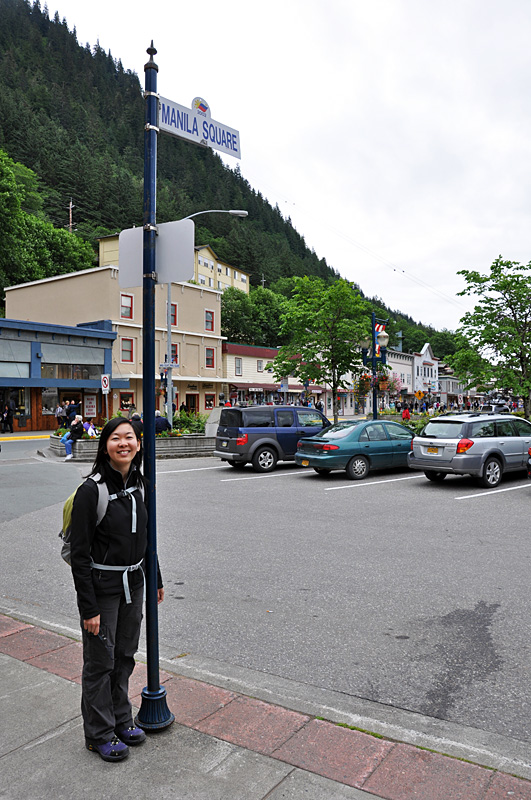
[
  {"xmin": 158, "ymin": 466, "xmax": 227, "ymax": 475},
  {"xmin": 324, "ymin": 475, "xmax": 424, "ymax": 491},
  {"xmin": 221, "ymin": 470, "xmax": 308, "ymax": 482},
  {"xmin": 455, "ymin": 483, "xmax": 530, "ymax": 500}
]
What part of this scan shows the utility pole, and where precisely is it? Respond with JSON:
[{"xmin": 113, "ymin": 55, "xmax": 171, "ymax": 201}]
[{"xmin": 68, "ymin": 199, "xmax": 75, "ymax": 234}]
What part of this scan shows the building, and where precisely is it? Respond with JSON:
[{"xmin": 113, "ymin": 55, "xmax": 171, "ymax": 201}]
[
  {"xmin": 5, "ymin": 267, "xmax": 225, "ymax": 417},
  {"xmin": 195, "ymin": 246, "xmax": 250, "ymax": 294},
  {"xmin": 0, "ymin": 318, "xmax": 120, "ymax": 431},
  {"xmin": 98, "ymin": 236, "xmax": 250, "ymax": 294},
  {"xmin": 222, "ymin": 343, "xmax": 325, "ymax": 405}
]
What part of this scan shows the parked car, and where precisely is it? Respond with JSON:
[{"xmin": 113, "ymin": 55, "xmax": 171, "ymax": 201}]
[
  {"xmin": 214, "ymin": 405, "xmax": 330, "ymax": 472},
  {"xmin": 479, "ymin": 403, "xmax": 510, "ymax": 414},
  {"xmin": 295, "ymin": 419, "xmax": 413, "ymax": 479},
  {"xmin": 408, "ymin": 413, "xmax": 531, "ymax": 487}
]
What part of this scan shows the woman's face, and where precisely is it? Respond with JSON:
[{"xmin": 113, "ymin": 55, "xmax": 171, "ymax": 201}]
[{"xmin": 105, "ymin": 423, "xmax": 140, "ymax": 473}]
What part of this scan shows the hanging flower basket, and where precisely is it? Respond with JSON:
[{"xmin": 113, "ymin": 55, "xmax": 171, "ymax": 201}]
[{"xmin": 356, "ymin": 374, "xmax": 371, "ymax": 396}]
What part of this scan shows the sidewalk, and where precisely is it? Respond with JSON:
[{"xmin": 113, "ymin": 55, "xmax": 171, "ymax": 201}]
[{"xmin": 1, "ymin": 614, "xmax": 530, "ymax": 800}]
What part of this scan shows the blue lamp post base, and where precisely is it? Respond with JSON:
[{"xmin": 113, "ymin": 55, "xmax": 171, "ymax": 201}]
[{"xmin": 135, "ymin": 686, "xmax": 175, "ymax": 731}]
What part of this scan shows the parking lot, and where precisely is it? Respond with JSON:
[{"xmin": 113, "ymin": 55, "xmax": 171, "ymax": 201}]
[{"xmin": 1, "ymin": 448, "xmax": 530, "ymax": 748}]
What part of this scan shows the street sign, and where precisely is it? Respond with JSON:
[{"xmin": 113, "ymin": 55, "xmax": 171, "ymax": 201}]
[
  {"xmin": 159, "ymin": 96, "xmax": 241, "ymax": 159},
  {"xmin": 101, "ymin": 374, "xmax": 110, "ymax": 394},
  {"xmin": 159, "ymin": 362, "xmax": 178, "ymax": 370},
  {"xmin": 415, "ymin": 390, "xmax": 424, "ymax": 400},
  {"xmin": 118, "ymin": 219, "xmax": 194, "ymax": 288}
]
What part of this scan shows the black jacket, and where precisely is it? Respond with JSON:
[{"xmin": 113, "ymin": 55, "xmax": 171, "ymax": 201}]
[
  {"xmin": 70, "ymin": 463, "xmax": 162, "ymax": 620},
  {"xmin": 69, "ymin": 421, "xmax": 84, "ymax": 442}
]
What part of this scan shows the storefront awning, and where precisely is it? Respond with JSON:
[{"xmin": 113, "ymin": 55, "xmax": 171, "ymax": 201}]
[{"xmin": 229, "ymin": 382, "xmax": 325, "ymax": 392}]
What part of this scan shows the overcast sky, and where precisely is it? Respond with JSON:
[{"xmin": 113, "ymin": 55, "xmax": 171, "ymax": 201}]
[{"xmin": 44, "ymin": 0, "xmax": 531, "ymax": 331}]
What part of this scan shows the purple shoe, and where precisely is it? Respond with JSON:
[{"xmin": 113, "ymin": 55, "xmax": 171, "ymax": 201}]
[
  {"xmin": 86, "ymin": 736, "xmax": 129, "ymax": 762},
  {"xmin": 115, "ymin": 725, "xmax": 146, "ymax": 745}
]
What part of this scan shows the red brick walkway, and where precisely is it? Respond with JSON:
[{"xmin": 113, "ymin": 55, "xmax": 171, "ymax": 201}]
[{"xmin": 1, "ymin": 613, "xmax": 529, "ymax": 800}]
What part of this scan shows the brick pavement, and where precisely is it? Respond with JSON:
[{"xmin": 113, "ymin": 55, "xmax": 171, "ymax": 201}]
[{"xmin": 1, "ymin": 613, "xmax": 530, "ymax": 800}]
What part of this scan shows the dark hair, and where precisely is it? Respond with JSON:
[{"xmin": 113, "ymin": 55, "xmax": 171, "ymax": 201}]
[{"xmin": 90, "ymin": 417, "xmax": 143, "ymax": 484}]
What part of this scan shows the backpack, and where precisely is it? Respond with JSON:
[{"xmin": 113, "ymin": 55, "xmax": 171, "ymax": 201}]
[{"xmin": 59, "ymin": 473, "xmax": 143, "ymax": 566}]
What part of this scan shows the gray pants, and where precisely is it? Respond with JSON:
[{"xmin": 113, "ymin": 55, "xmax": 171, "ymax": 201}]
[{"xmin": 81, "ymin": 586, "xmax": 143, "ymax": 745}]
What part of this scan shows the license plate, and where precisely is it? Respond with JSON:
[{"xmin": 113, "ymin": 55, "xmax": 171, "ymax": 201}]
[
  {"xmin": 427, "ymin": 446, "xmax": 439, "ymax": 454},
  {"xmin": 301, "ymin": 459, "xmax": 309, "ymax": 467},
  {"xmin": 221, "ymin": 441, "xmax": 227, "ymax": 448}
]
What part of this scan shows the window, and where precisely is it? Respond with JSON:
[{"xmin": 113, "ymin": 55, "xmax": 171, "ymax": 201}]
[
  {"xmin": 121, "ymin": 338, "xmax": 133, "ymax": 363},
  {"xmin": 235, "ymin": 357, "xmax": 242, "ymax": 376},
  {"xmin": 205, "ymin": 347, "xmax": 215, "ymax": 368},
  {"xmin": 120, "ymin": 392, "xmax": 135, "ymax": 411},
  {"xmin": 171, "ymin": 343, "xmax": 179, "ymax": 364},
  {"xmin": 199, "ymin": 275, "xmax": 206, "ymax": 285},
  {"xmin": 241, "ymin": 274, "xmax": 247, "ymax": 283},
  {"xmin": 257, "ymin": 360, "xmax": 263, "ymax": 372},
  {"xmin": 120, "ymin": 294, "xmax": 133, "ymax": 319},
  {"xmin": 226, "ymin": 267, "xmax": 230, "ymax": 276},
  {"xmin": 205, "ymin": 393, "xmax": 215, "ymax": 410},
  {"xmin": 360, "ymin": 423, "xmax": 387, "ymax": 441},
  {"xmin": 384, "ymin": 422, "xmax": 413, "ymax": 440},
  {"xmin": 296, "ymin": 409, "xmax": 324, "ymax": 427},
  {"xmin": 276, "ymin": 410, "xmax": 294, "ymax": 427},
  {"xmin": 170, "ymin": 303, "xmax": 177, "ymax": 326},
  {"xmin": 218, "ymin": 281, "xmax": 222, "ymax": 289},
  {"xmin": 513, "ymin": 418, "xmax": 531, "ymax": 436},
  {"xmin": 496, "ymin": 421, "xmax": 517, "ymax": 437},
  {"xmin": 217, "ymin": 264, "xmax": 222, "ymax": 273},
  {"xmin": 205, "ymin": 310, "xmax": 214, "ymax": 331},
  {"xmin": 209, "ymin": 277, "xmax": 214, "ymax": 288},
  {"xmin": 234, "ymin": 270, "xmax": 239, "ymax": 280}
]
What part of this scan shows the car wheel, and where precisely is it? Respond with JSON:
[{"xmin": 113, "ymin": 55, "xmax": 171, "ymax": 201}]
[
  {"xmin": 229, "ymin": 461, "xmax": 246, "ymax": 470},
  {"xmin": 424, "ymin": 470, "xmax": 447, "ymax": 482},
  {"xmin": 252, "ymin": 447, "xmax": 278, "ymax": 473},
  {"xmin": 346, "ymin": 455, "xmax": 369, "ymax": 480},
  {"xmin": 480, "ymin": 457, "xmax": 502, "ymax": 488},
  {"xmin": 313, "ymin": 467, "xmax": 331, "ymax": 475}
]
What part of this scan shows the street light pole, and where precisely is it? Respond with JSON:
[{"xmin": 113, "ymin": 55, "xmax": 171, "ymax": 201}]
[
  {"xmin": 163, "ymin": 209, "xmax": 247, "ymax": 426},
  {"xmin": 361, "ymin": 312, "xmax": 389, "ymax": 420}
]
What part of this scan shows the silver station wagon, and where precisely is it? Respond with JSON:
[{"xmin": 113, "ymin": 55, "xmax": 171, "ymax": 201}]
[{"xmin": 408, "ymin": 413, "xmax": 531, "ymax": 488}]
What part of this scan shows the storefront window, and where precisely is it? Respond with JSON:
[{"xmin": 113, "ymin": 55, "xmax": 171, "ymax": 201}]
[
  {"xmin": 42, "ymin": 387, "xmax": 59, "ymax": 415},
  {"xmin": 41, "ymin": 363, "xmax": 101, "ymax": 380},
  {"xmin": 120, "ymin": 392, "xmax": 135, "ymax": 412},
  {"xmin": 205, "ymin": 394, "xmax": 215, "ymax": 410},
  {"xmin": 0, "ymin": 387, "xmax": 30, "ymax": 417}
]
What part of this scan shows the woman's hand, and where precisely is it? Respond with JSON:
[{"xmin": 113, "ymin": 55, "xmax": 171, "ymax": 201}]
[
  {"xmin": 157, "ymin": 588, "xmax": 164, "ymax": 605},
  {"xmin": 84, "ymin": 615, "xmax": 100, "ymax": 636}
]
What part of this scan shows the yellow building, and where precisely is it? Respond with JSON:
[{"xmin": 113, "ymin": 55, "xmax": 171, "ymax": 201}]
[{"xmin": 98, "ymin": 236, "xmax": 250, "ymax": 294}]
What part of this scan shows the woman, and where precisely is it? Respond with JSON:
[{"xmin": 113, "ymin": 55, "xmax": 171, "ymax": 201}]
[
  {"xmin": 2, "ymin": 403, "xmax": 14, "ymax": 434},
  {"xmin": 70, "ymin": 418, "xmax": 164, "ymax": 762}
]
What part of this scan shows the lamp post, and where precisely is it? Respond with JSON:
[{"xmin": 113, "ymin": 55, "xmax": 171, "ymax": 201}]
[
  {"xmin": 164, "ymin": 209, "xmax": 247, "ymax": 427},
  {"xmin": 360, "ymin": 312, "xmax": 389, "ymax": 420}
]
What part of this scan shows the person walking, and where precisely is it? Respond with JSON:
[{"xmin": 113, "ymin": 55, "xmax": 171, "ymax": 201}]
[
  {"xmin": 402, "ymin": 406, "xmax": 411, "ymax": 422},
  {"xmin": 2, "ymin": 402, "xmax": 14, "ymax": 433},
  {"xmin": 69, "ymin": 417, "xmax": 164, "ymax": 762}
]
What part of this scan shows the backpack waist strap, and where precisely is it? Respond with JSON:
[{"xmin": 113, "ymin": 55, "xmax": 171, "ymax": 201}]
[{"xmin": 90, "ymin": 559, "xmax": 144, "ymax": 604}]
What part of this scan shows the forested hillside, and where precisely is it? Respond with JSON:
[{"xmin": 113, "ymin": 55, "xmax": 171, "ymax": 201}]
[{"xmin": 0, "ymin": 0, "xmax": 458, "ymax": 356}]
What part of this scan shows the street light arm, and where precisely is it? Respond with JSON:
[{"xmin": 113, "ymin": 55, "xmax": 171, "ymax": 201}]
[{"xmin": 181, "ymin": 209, "xmax": 248, "ymax": 220}]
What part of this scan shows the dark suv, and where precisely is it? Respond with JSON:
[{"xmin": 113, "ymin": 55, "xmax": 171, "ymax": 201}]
[{"xmin": 215, "ymin": 405, "xmax": 330, "ymax": 472}]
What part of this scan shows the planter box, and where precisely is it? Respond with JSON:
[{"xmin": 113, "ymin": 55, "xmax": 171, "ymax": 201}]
[{"xmin": 49, "ymin": 434, "xmax": 216, "ymax": 461}]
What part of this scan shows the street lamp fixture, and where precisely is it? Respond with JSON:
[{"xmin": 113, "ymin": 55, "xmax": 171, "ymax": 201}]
[{"xmin": 361, "ymin": 311, "xmax": 389, "ymax": 420}]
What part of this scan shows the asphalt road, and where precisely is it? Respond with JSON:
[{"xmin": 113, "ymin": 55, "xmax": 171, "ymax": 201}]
[{"xmin": 1, "ymin": 441, "xmax": 530, "ymax": 748}]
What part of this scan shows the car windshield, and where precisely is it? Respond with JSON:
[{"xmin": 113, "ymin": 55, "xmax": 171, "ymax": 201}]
[
  {"xmin": 420, "ymin": 420, "xmax": 465, "ymax": 438},
  {"xmin": 313, "ymin": 421, "xmax": 362, "ymax": 439}
]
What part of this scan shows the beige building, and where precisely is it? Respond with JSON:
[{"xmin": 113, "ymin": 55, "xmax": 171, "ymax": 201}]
[
  {"xmin": 98, "ymin": 236, "xmax": 250, "ymax": 295},
  {"xmin": 5, "ymin": 266, "xmax": 225, "ymax": 416}
]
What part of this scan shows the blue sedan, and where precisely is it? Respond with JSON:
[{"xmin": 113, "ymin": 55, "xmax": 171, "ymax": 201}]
[{"xmin": 295, "ymin": 419, "xmax": 414, "ymax": 479}]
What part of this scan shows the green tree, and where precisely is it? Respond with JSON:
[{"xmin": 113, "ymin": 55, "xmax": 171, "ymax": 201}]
[
  {"xmin": 220, "ymin": 287, "xmax": 255, "ymax": 343},
  {"xmin": 452, "ymin": 257, "xmax": 531, "ymax": 418},
  {"xmin": 269, "ymin": 277, "xmax": 370, "ymax": 422}
]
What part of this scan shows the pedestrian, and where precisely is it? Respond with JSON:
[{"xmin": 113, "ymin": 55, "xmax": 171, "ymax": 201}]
[
  {"xmin": 54, "ymin": 402, "xmax": 65, "ymax": 428},
  {"xmin": 402, "ymin": 406, "xmax": 411, "ymax": 422},
  {"xmin": 154, "ymin": 409, "xmax": 171, "ymax": 433},
  {"xmin": 62, "ymin": 414, "xmax": 84, "ymax": 460},
  {"xmin": 2, "ymin": 402, "xmax": 14, "ymax": 433},
  {"xmin": 83, "ymin": 419, "xmax": 97, "ymax": 437},
  {"xmin": 69, "ymin": 417, "xmax": 164, "ymax": 762}
]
